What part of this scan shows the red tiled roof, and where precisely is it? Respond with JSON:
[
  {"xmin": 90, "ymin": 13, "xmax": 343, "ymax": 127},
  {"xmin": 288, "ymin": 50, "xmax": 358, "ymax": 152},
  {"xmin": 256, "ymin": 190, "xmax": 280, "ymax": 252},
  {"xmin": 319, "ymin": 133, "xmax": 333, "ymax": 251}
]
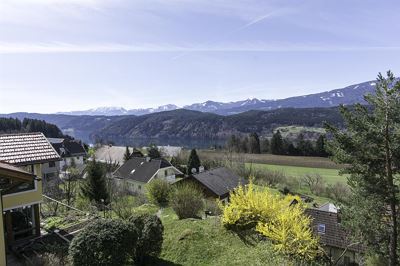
[{"xmin": 0, "ymin": 133, "xmax": 61, "ymax": 166}]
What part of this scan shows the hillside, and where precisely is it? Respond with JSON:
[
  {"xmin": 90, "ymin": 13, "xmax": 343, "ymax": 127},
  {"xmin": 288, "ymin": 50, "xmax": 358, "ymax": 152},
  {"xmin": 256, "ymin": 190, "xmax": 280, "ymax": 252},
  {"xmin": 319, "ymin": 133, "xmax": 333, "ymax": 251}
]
[
  {"xmin": 1, "ymin": 107, "xmax": 344, "ymax": 146},
  {"xmin": 152, "ymin": 207, "xmax": 288, "ymax": 265},
  {"xmin": 92, "ymin": 107, "xmax": 343, "ymax": 146},
  {"xmin": 0, "ymin": 117, "xmax": 67, "ymax": 138}
]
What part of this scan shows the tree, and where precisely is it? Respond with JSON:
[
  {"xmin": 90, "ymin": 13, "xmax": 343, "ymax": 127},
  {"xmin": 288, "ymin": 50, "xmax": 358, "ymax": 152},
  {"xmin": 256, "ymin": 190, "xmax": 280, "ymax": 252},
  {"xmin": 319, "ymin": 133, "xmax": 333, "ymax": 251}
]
[
  {"xmin": 68, "ymin": 219, "xmax": 138, "ymax": 266},
  {"xmin": 123, "ymin": 146, "xmax": 131, "ymax": 162},
  {"xmin": 226, "ymin": 134, "xmax": 240, "ymax": 152},
  {"xmin": 248, "ymin": 132, "xmax": 261, "ymax": 154},
  {"xmin": 81, "ymin": 158, "xmax": 109, "ymax": 205},
  {"xmin": 315, "ymin": 135, "xmax": 328, "ymax": 157},
  {"xmin": 64, "ymin": 159, "xmax": 80, "ymax": 206},
  {"xmin": 240, "ymin": 136, "xmax": 249, "ymax": 153},
  {"xmin": 261, "ymin": 138, "xmax": 270, "ymax": 153},
  {"xmin": 271, "ymin": 130, "xmax": 284, "ymax": 155},
  {"xmin": 187, "ymin": 149, "xmax": 201, "ymax": 174},
  {"xmin": 169, "ymin": 183, "xmax": 204, "ymax": 219},
  {"xmin": 301, "ymin": 174, "xmax": 325, "ymax": 195},
  {"xmin": 326, "ymin": 71, "xmax": 400, "ymax": 266},
  {"xmin": 146, "ymin": 179, "xmax": 171, "ymax": 207},
  {"xmin": 147, "ymin": 144, "xmax": 161, "ymax": 159}
]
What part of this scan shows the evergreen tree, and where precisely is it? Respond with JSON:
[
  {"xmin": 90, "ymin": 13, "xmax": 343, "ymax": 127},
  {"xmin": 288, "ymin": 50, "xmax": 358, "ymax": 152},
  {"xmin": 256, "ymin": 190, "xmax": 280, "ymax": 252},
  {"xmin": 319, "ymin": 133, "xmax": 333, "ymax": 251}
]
[
  {"xmin": 123, "ymin": 146, "xmax": 131, "ymax": 162},
  {"xmin": 315, "ymin": 135, "xmax": 328, "ymax": 157},
  {"xmin": 227, "ymin": 134, "xmax": 240, "ymax": 152},
  {"xmin": 147, "ymin": 144, "xmax": 161, "ymax": 159},
  {"xmin": 240, "ymin": 136, "xmax": 249, "ymax": 153},
  {"xmin": 248, "ymin": 132, "xmax": 261, "ymax": 154},
  {"xmin": 326, "ymin": 71, "xmax": 400, "ymax": 265},
  {"xmin": 187, "ymin": 149, "xmax": 201, "ymax": 174},
  {"xmin": 270, "ymin": 130, "xmax": 284, "ymax": 155},
  {"xmin": 261, "ymin": 138, "xmax": 270, "ymax": 153},
  {"xmin": 81, "ymin": 158, "xmax": 109, "ymax": 205},
  {"xmin": 296, "ymin": 134, "xmax": 307, "ymax": 155}
]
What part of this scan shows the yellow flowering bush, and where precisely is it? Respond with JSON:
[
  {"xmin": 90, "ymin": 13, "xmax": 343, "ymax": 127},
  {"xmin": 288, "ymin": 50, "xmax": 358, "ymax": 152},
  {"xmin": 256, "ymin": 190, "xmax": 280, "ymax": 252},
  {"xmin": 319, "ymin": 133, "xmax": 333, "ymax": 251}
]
[{"xmin": 220, "ymin": 181, "xmax": 320, "ymax": 261}]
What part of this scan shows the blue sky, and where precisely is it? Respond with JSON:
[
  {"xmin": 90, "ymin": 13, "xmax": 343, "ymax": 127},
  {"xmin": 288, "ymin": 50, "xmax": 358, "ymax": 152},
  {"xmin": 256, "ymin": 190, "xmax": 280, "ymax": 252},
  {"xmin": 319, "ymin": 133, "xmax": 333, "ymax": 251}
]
[{"xmin": 1, "ymin": 0, "xmax": 400, "ymax": 113}]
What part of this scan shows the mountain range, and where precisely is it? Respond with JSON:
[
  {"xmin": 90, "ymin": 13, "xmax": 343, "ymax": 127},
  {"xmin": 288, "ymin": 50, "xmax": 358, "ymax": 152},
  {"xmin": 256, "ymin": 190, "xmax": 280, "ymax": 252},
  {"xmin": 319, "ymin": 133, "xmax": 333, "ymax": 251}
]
[
  {"xmin": 0, "ymin": 79, "xmax": 376, "ymax": 147},
  {"xmin": 58, "ymin": 80, "xmax": 376, "ymax": 116}
]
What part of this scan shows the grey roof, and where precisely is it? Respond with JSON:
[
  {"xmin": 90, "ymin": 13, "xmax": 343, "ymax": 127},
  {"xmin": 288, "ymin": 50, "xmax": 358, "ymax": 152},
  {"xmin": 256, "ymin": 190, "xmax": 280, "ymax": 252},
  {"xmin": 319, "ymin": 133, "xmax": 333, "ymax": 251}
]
[
  {"xmin": 0, "ymin": 133, "xmax": 61, "ymax": 166},
  {"xmin": 95, "ymin": 145, "xmax": 135, "ymax": 164},
  {"xmin": 113, "ymin": 157, "xmax": 174, "ymax": 183},
  {"xmin": 190, "ymin": 167, "xmax": 247, "ymax": 197}
]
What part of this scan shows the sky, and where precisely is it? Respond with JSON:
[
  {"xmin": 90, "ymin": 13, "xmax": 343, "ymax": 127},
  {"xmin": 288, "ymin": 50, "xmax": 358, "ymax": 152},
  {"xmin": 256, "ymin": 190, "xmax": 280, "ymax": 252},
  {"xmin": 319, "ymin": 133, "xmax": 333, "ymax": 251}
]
[{"xmin": 1, "ymin": 0, "xmax": 400, "ymax": 113}]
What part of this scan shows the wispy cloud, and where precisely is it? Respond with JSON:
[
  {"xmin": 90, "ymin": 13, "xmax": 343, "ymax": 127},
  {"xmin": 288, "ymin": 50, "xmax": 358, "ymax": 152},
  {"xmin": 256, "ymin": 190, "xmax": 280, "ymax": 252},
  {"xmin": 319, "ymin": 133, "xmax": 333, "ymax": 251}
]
[{"xmin": 1, "ymin": 41, "xmax": 400, "ymax": 54}]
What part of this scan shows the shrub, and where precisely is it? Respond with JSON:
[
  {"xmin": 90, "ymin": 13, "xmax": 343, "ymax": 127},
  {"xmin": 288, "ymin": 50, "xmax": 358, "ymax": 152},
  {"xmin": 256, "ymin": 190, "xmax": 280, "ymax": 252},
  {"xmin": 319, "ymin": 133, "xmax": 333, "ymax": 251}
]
[
  {"xmin": 204, "ymin": 198, "xmax": 222, "ymax": 216},
  {"xmin": 253, "ymin": 168, "xmax": 287, "ymax": 187},
  {"xmin": 113, "ymin": 195, "xmax": 137, "ymax": 220},
  {"xmin": 43, "ymin": 217, "xmax": 65, "ymax": 231},
  {"xmin": 68, "ymin": 219, "xmax": 138, "ymax": 266},
  {"xmin": 169, "ymin": 183, "xmax": 204, "ymax": 219},
  {"xmin": 301, "ymin": 174, "xmax": 325, "ymax": 195},
  {"xmin": 146, "ymin": 178, "xmax": 171, "ymax": 207},
  {"xmin": 129, "ymin": 213, "xmax": 164, "ymax": 264},
  {"xmin": 219, "ymin": 181, "xmax": 321, "ymax": 261},
  {"xmin": 325, "ymin": 182, "xmax": 351, "ymax": 203}
]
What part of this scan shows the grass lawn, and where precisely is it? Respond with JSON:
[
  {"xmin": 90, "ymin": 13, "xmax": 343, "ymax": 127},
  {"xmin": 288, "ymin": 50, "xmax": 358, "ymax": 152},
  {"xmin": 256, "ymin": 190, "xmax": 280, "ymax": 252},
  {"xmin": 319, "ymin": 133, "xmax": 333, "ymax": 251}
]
[
  {"xmin": 249, "ymin": 163, "xmax": 347, "ymax": 185},
  {"xmin": 136, "ymin": 206, "xmax": 288, "ymax": 266}
]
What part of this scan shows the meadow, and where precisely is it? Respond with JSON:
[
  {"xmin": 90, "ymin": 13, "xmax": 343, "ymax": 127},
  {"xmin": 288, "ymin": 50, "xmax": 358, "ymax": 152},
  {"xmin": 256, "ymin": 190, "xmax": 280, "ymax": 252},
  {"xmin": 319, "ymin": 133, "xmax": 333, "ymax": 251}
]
[
  {"xmin": 248, "ymin": 163, "xmax": 347, "ymax": 185},
  {"xmin": 197, "ymin": 150, "xmax": 341, "ymax": 169}
]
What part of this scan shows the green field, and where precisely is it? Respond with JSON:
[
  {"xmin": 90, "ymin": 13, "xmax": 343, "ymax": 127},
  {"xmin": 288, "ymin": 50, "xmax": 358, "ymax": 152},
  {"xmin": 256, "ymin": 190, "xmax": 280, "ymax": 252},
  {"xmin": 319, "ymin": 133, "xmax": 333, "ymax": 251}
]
[
  {"xmin": 249, "ymin": 163, "xmax": 347, "ymax": 185},
  {"xmin": 198, "ymin": 150, "xmax": 341, "ymax": 169}
]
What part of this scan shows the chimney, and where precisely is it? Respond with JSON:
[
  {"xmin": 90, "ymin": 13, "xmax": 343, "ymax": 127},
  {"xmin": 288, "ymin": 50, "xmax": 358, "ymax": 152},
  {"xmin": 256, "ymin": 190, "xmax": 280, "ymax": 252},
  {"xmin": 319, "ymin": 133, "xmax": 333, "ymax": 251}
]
[
  {"xmin": 199, "ymin": 166, "xmax": 205, "ymax": 173},
  {"xmin": 146, "ymin": 157, "xmax": 151, "ymax": 162}
]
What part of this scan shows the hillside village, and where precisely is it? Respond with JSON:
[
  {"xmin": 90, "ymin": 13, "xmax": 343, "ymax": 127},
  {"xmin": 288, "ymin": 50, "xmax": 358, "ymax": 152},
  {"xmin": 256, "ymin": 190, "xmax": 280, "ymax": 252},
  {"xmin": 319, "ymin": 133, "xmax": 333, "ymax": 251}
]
[
  {"xmin": 1, "ymin": 71, "xmax": 400, "ymax": 265},
  {"xmin": 1, "ymin": 1, "xmax": 400, "ymax": 265}
]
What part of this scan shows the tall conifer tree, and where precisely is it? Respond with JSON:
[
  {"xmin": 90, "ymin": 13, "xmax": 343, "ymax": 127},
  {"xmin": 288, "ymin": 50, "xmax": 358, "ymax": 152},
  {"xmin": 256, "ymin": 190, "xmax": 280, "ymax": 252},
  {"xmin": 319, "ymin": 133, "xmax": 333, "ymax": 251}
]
[{"xmin": 326, "ymin": 71, "xmax": 400, "ymax": 265}]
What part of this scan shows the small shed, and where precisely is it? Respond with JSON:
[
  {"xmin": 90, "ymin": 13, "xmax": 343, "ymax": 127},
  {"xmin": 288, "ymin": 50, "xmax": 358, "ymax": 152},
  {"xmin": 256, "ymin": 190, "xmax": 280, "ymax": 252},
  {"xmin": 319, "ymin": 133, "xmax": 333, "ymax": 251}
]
[{"xmin": 178, "ymin": 167, "xmax": 247, "ymax": 201}]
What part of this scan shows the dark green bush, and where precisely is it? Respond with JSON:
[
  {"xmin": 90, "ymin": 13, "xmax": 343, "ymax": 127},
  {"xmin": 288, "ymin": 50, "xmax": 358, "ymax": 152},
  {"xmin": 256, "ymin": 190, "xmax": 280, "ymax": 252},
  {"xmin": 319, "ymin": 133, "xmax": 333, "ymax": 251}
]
[
  {"xmin": 169, "ymin": 183, "xmax": 204, "ymax": 219},
  {"xmin": 68, "ymin": 219, "xmax": 138, "ymax": 266},
  {"xmin": 129, "ymin": 213, "xmax": 164, "ymax": 264}
]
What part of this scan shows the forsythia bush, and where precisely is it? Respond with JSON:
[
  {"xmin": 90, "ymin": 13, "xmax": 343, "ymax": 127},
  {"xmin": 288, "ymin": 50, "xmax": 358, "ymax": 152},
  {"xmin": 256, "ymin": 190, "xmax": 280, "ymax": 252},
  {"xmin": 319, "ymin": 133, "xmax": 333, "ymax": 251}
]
[{"xmin": 220, "ymin": 181, "xmax": 320, "ymax": 261}]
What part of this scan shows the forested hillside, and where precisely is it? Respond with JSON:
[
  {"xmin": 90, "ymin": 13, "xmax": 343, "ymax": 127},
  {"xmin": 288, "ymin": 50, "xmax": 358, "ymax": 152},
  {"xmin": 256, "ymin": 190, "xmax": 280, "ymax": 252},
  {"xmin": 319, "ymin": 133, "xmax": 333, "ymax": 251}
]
[
  {"xmin": 92, "ymin": 107, "xmax": 344, "ymax": 145},
  {"xmin": 0, "ymin": 117, "xmax": 66, "ymax": 138}
]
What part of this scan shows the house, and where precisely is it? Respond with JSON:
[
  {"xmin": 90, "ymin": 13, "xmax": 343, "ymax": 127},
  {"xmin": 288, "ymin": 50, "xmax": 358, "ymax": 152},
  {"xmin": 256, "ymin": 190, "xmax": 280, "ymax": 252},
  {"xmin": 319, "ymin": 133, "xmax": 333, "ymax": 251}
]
[
  {"xmin": 306, "ymin": 203, "xmax": 363, "ymax": 265},
  {"xmin": 45, "ymin": 138, "xmax": 87, "ymax": 179},
  {"xmin": 177, "ymin": 167, "xmax": 247, "ymax": 202},
  {"xmin": 48, "ymin": 138, "xmax": 87, "ymax": 169},
  {"xmin": 0, "ymin": 133, "xmax": 61, "ymax": 264},
  {"xmin": 113, "ymin": 157, "xmax": 183, "ymax": 193},
  {"xmin": 95, "ymin": 145, "xmax": 142, "ymax": 165}
]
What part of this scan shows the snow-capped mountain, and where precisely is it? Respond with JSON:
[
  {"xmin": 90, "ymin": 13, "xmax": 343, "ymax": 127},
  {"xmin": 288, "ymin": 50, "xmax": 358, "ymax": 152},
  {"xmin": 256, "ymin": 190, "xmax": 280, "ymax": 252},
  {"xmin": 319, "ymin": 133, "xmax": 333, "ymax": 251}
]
[
  {"xmin": 59, "ymin": 107, "xmax": 129, "ymax": 116},
  {"xmin": 127, "ymin": 104, "xmax": 179, "ymax": 116},
  {"xmin": 58, "ymin": 80, "xmax": 378, "ymax": 116}
]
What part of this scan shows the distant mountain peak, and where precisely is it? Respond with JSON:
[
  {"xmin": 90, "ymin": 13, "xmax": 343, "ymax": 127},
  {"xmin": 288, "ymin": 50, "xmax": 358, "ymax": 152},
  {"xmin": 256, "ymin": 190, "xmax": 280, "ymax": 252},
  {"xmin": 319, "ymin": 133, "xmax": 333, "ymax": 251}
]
[{"xmin": 56, "ymin": 79, "xmax": 377, "ymax": 116}]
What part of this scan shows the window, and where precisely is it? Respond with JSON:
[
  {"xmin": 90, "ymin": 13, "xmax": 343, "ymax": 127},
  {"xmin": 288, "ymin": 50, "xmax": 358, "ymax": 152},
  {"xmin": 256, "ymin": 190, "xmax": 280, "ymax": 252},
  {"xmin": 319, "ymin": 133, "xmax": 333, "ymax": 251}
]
[
  {"xmin": 76, "ymin": 156, "xmax": 80, "ymax": 160},
  {"xmin": 49, "ymin": 161, "xmax": 55, "ymax": 168},
  {"xmin": 138, "ymin": 185, "xmax": 142, "ymax": 190},
  {"xmin": 317, "ymin": 224, "xmax": 326, "ymax": 234},
  {"xmin": 164, "ymin": 170, "xmax": 168, "ymax": 176}
]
